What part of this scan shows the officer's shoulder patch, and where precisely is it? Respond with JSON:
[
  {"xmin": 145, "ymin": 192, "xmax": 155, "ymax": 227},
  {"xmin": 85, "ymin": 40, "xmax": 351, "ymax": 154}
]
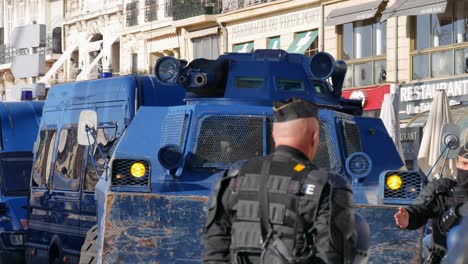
[
  {"xmin": 226, "ymin": 160, "xmax": 248, "ymax": 177},
  {"xmin": 294, "ymin": 163, "xmax": 305, "ymax": 172}
]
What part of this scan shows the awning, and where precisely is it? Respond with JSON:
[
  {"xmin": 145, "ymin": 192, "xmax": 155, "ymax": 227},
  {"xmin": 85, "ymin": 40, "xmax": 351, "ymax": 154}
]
[
  {"xmin": 232, "ymin": 42, "xmax": 254, "ymax": 53},
  {"xmin": 381, "ymin": 0, "xmax": 448, "ymax": 21},
  {"xmin": 287, "ymin": 31, "xmax": 318, "ymax": 54},
  {"xmin": 325, "ymin": 0, "xmax": 384, "ymax": 26},
  {"xmin": 268, "ymin": 37, "xmax": 280, "ymax": 49}
]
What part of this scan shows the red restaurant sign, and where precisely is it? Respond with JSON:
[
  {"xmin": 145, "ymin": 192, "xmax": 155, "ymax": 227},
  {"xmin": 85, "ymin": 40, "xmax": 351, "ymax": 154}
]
[{"xmin": 342, "ymin": 85, "xmax": 390, "ymax": 111}]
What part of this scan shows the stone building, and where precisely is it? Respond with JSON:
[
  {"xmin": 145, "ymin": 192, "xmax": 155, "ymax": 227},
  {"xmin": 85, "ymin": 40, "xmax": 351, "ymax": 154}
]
[
  {"xmin": 57, "ymin": 0, "xmax": 122, "ymax": 82},
  {"xmin": 0, "ymin": 0, "xmax": 63, "ymax": 100},
  {"xmin": 2, "ymin": 0, "xmax": 465, "ymax": 167}
]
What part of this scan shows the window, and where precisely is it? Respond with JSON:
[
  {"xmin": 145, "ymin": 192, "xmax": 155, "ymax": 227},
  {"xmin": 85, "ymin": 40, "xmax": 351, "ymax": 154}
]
[
  {"xmin": 84, "ymin": 126, "xmax": 116, "ymax": 192},
  {"xmin": 312, "ymin": 81, "xmax": 331, "ymax": 96},
  {"xmin": 340, "ymin": 19, "xmax": 387, "ymax": 88},
  {"xmin": 235, "ymin": 77, "xmax": 264, "ymax": 89},
  {"xmin": 132, "ymin": 53, "xmax": 138, "ymax": 73},
  {"xmin": 144, "ymin": 0, "xmax": 158, "ymax": 22},
  {"xmin": 30, "ymin": 0, "xmax": 38, "ymax": 22},
  {"xmin": 288, "ymin": 30, "xmax": 318, "ymax": 56},
  {"xmin": 32, "ymin": 129, "xmax": 57, "ymax": 187},
  {"xmin": 304, "ymin": 36, "xmax": 319, "ymax": 57},
  {"xmin": 52, "ymin": 126, "xmax": 86, "ymax": 191},
  {"xmin": 277, "ymin": 79, "xmax": 304, "ymax": 92},
  {"xmin": 233, "ymin": 42, "xmax": 254, "ymax": 53},
  {"xmin": 411, "ymin": 0, "xmax": 468, "ymax": 80},
  {"xmin": 193, "ymin": 35, "xmax": 220, "ymax": 60},
  {"xmin": 0, "ymin": 153, "xmax": 33, "ymax": 196},
  {"xmin": 191, "ymin": 115, "xmax": 265, "ymax": 168},
  {"xmin": 126, "ymin": 1, "xmax": 139, "ymax": 27},
  {"xmin": 17, "ymin": 1, "xmax": 25, "ymax": 26},
  {"xmin": 6, "ymin": 4, "xmax": 12, "ymax": 43},
  {"xmin": 268, "ymin": 36, "xmax": 280, "ymax": 49}
]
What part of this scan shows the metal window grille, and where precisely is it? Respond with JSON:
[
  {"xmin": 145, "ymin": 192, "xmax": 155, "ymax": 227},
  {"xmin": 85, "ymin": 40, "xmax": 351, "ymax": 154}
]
[
  {"xmin": 126, "ymin": 1, "xmax": 139, "ymax": 27},
  {"xmin": 266, "ymin": 117, "xmax": 275, "ymax": 154},
  {"xmin": 342, "ymin": 120, "xmax": 361, "ymax": 157},
  {"xmin": 312, "ymin": 121, "xmax": 338, "ymax": 170},
  {"xmin": 144, "ymin": 0, "xmax": 158, "ymax": 22},
  {"xmin": 381, "ymin": 170, "xmax": 424, "ymax": 204},
  {"xmin": 161, "ymin": 111, "xmax": 190, "ymax": 147},
  {"xmin": 171, "ymin": 0, "xmax": 222, "ymax": 20},
  {"xmin": 222, "ymin": 0, "xmax": 277, "ymax": 13},
  {"xmin": 111, "ymin": 159, "xmax": 150, "ymax": 187},
  {"xmin": 193, "ymin": 115, "xmax": 266, "ymax": 168}
]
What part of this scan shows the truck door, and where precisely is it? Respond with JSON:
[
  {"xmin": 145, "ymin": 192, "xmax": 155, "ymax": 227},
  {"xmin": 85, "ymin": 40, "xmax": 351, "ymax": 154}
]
[
  {"xmin": 49, "ymin": 125, "xmax": 86, "ymax": 252},
  {"xmin": 80, "ymin": 104, "xmax": 123, "ymax": 234},
  {"xmin": 28, "ymin": 127, "xmax": 57, "ymax": 248},
  {"xmin": 80, "ymin": 124, "xmax": 117, "ymax": 233}
]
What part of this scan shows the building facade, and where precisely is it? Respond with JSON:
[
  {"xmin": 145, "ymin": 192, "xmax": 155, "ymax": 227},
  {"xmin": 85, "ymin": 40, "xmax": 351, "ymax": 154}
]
[
  {"xmin": 59, "ymin": 0, "xmax": 122, "ymax": 82},
  {"xmin": 1, "ymin": 1, "xmax": 466, "ymax": 163},
  {"xmin": 0, "ymin": 0, "xmax": 63, "ymax": 100},
  {"xmin": 119, "ymin": 0, "xmax": 222, "ymax": 75},
  {"xmin": 322, "ymin": 0, "xmax": 467, "ymax": 168}
]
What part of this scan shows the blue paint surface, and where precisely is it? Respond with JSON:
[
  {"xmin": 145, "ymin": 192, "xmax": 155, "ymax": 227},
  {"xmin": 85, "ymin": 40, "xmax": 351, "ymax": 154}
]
[
  {"xmin": 103, "ymin": 193, "xmax": 207, "ymax": 263},
  {"xmin": 27, "ymin": 75, "xmax": 185, "ymax": 263},
  {"xmin": 0, "ymin": 101, "xmax": 43, "ymax": 262},
  {"xmin": 356, "ymin": 206, "xmax": 423, "ymax": 264},
  {"xmin": 97, "ymin": 51, "xmax": 421, "ymax": 262}
]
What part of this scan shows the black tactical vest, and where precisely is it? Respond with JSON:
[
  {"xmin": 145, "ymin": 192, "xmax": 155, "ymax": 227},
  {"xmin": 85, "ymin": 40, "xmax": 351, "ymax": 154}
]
[
  {"xmin": 228, "ymin": 154, "xmax": 331, "ymax": 263},
  {"xmin": 432, "ymin": 181, "xmax": 459, "ymax": 250}
]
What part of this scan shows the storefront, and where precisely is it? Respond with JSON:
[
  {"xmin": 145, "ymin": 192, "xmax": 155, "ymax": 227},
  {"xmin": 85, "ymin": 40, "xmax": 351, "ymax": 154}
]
[
  {"xmin": 399, "ymin": 77, "xmax": 468, "ymax": 119},
  {"xmin": 219, "ymin": 4, "xmax": 321, "ymax": 56},
  {"xmin": 399, "ymin": 77, "xmax": 468, "ymax": 169}
]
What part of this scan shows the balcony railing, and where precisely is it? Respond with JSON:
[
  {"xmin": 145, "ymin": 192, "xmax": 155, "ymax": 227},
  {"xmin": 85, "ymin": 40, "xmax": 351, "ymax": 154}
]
[
  {"xmin": 0, "ymin": 34, "xmax": 58, "ymax": 65},
  {"xmin": 167, "ymin": 0, "xmax": 222, "ymax": 21},
  {"xmin": 222, "ymin": 0, "xmax": 279, "ymax": 13}
]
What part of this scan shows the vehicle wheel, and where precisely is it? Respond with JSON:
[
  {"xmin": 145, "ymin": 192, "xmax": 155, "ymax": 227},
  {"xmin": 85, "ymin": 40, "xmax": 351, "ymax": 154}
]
[
  {"xmin": 49, "ymin": 245, "xmax": 61, "ymax": 264},
  {"xmin": 79, "ymin": 225, "xmax": 98, "ymax": 264}
]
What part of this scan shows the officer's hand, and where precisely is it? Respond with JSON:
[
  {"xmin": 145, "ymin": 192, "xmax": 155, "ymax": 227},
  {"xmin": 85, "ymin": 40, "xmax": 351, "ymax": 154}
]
[{"xmin": 394, "ymin": 207, "xmax": 409, "ymax": 229}]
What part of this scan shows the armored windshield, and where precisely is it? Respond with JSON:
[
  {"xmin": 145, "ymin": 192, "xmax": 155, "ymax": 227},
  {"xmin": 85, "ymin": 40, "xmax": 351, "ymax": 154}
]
[
  {"xmin": 190, "ymin": 115, "xmax": 270, "ymax": 169},
  {"xmin": 190, "ymin": 115, "xmax": 337, "ymax": 170},
  {"xmin": 0, "ymin": 152, "xmax": 33, "ymax": 196}
]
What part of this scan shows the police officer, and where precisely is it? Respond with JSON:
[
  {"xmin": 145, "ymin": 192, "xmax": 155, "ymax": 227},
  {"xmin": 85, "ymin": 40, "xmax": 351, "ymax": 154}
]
[
  {"xmin": 394, "ymin": 142, "xmax": 468, "ymax": 263},
  {"xmin": 202, "ymin": 98, "xmax": 356, "ymax": 264}
]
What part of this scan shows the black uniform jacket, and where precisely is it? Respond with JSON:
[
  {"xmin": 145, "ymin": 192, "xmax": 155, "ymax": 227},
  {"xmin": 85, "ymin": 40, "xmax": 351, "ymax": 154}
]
[
  {"xmin": 406, "ymin": 179, "xmax": 456, "ymax": 248},
  {"xmin": 202, "ymin": 145, "xmax": 355, "ymax": 264}
]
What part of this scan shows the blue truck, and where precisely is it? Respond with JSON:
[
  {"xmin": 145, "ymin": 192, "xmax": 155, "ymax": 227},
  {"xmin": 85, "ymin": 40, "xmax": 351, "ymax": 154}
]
[
  {"xmin": 0, "ymin": 101, "xmax": 43, "ymax": 263},
  {"xmin": 24, "ymin": 76, "xmax": 185, "ymax": 264},
  {"xmin": 74, "ymin": 50, "xmax": 425, "ymax": 263}
]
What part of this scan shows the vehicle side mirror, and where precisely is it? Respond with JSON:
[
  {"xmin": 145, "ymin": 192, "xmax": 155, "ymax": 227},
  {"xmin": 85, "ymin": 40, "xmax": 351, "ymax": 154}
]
[
  {"xmin": 78, "ymin": 110, "xmax": 98, "ymax": 146},
  {"xmin": 440, "ymin": 123, "xmax": 460, "ymax": 159}
]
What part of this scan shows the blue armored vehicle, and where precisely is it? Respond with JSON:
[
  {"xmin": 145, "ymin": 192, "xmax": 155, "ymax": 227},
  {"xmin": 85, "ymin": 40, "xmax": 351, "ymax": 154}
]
[
  {"xmin": 24, "ymin": 76, "xmax": 185, "ymax": 264},
  {"xmin": 78, "ymin": 50, "xmax": 425, "ymax": 263},
  {"xmin": 0, "ymin": 101, "xmax": 43, "ymax": 263}
]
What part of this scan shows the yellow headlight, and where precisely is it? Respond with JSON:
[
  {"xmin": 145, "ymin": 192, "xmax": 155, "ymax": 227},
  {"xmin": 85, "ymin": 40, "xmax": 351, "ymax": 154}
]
[
  {"xmin": 130, "ymin": 162, "xmax": 146, "ymax": 178},
  {"xmin": 386, "ymin": 175, "xmax": 402, "ymax": 190}
]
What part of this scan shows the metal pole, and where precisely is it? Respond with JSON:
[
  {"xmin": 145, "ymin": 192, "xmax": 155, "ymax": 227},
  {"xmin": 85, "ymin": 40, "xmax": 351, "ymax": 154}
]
[{"xmin": 426, "ymin": 143, "xmax": 450, "ymax": 179}]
